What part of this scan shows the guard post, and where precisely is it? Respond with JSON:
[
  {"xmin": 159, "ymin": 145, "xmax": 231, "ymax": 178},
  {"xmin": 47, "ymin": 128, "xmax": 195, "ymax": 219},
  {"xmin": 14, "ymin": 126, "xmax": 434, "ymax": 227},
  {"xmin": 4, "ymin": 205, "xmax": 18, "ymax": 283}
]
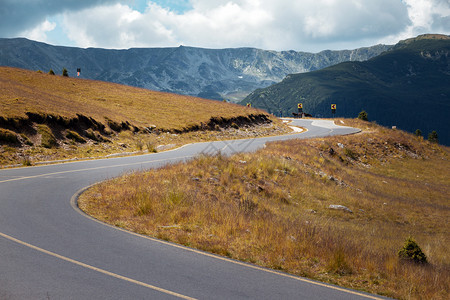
[
  {"xmin": 331, "ymin": 104, "xmax": 336, "ymax": 117},
  {"xmin": 298, "ymin": 103, "xmax": 303, "ymax": 118}
]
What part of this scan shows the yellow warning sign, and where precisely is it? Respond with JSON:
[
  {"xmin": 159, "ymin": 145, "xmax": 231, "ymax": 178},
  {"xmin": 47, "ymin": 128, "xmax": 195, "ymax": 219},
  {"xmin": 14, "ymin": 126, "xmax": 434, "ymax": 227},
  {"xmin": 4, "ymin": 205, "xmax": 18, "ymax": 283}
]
[
  {"xmin": 331, "ymin": 104, "xmax": 336, "ymax": 110},
  {"xmin": 298, "ymin": 103, "xmax": 303, "ymax": 109}
]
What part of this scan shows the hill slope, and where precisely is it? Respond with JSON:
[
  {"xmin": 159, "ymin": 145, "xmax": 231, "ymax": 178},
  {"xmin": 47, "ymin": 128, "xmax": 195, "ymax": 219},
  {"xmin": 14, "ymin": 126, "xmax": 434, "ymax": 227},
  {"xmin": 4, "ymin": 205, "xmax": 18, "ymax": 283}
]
[
  {"xmin": 80, "ymin": 119, "xmax": 449, "ymax": 300},
  {"xmin": 0, "ymin": 66, "xmax": 267, "ymax": 131},
  {"xmin": 0, "ymin": 38, "xmax": 391, "ymax": 101},
  {"xmin": 0, "ymin": 66, "xmax": 287, "ymax": 166},
  {"xmin": 243, "ymin": 34, "xmax": 450, "ymax": 145}
]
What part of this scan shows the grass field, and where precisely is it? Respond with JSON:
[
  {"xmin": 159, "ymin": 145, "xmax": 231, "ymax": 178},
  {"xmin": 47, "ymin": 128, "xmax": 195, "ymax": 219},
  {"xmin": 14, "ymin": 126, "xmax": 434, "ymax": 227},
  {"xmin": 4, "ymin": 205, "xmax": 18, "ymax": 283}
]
[
  {"xmin": 0, "ymin": 66, "xmax": 270, "ymax": 130},
  {"xmin": 0, "ymin": 66, "xmax": 289, "ymax": 166},
  {"xmin": 79, "ymin": 119, "xmax": 449, "ymax": 299}
]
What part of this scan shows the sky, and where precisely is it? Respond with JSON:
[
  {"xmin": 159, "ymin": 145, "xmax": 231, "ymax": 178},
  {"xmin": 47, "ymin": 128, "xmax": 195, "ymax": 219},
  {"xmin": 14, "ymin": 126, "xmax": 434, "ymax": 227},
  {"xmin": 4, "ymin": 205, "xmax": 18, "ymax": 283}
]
[{"xmin": 1, "ymin": 0, "xmax": 449, "ymax": 52}]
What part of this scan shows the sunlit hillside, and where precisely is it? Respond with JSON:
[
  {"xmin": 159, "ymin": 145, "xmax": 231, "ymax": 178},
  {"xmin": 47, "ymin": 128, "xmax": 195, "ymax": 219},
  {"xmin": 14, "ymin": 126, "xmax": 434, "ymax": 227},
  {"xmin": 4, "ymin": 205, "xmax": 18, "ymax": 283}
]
[{"xmin": 0, "ymin": 67, "xmax": 287, "ymax": 166}]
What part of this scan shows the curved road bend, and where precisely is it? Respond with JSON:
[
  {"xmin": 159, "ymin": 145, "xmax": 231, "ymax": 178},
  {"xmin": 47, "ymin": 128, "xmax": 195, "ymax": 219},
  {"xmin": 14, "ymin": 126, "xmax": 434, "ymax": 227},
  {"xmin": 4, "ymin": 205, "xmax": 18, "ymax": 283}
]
[{"xmin": 0, "ymin": 119, "xmax": 386, "ymax": 299}]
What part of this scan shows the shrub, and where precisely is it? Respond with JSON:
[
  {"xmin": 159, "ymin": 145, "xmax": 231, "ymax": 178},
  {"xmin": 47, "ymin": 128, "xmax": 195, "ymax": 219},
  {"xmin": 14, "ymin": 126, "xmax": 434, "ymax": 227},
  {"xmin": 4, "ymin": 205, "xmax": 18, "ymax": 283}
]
[
  {"xmin": 48, "ymin": 69, "xmax": 55, "ymax": 75},
  {"xmin": 22, "ymin": 157, "xmax": 32, "ymax": 166},
  {"xmin": 398, "ymin": 237, "xmax": 427, "ymax": 264},
  {"xmin": 428, "ymin": 131, "xmax": 439, "ymax": 144},
  {"xmin": 344, "ymin": 148, "xmax": 358, "ymax": 160},
  {"xmin": 415, "ymin": 129, "xmax": 422, "ymax": 137},
  {"xmin": 357, "ymin": 110, "xmax": 368, "ymax": 121},
  {"xmin": 146, "ymin": 142, "xmax": 157, "ymax": 153},
  {"xmin": 37, "ymin": 124, "xmax": 57, "ymax": 148},
  {"xmin": 62, "ymin": 68, "xmax": 69, "ymax": 77}
]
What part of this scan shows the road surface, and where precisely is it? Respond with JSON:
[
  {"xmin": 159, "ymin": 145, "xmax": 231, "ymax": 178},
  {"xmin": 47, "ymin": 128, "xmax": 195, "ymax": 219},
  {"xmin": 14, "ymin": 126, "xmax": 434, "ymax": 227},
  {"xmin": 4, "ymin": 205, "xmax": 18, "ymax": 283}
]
[{"xmin": 0, "ymin": 119, "xmax": 387, "ymax": 299}]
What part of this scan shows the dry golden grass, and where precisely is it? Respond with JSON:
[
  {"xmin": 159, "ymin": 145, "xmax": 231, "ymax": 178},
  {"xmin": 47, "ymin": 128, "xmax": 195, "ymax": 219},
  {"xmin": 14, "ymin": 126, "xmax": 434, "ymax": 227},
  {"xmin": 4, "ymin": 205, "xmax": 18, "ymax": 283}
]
[
  {"xmin": 0, "ymin": 122, "xmax": 289, "ymax": 167},
  {"xmin": 0, "ymin": 66, "xmax": 290, "ymax": 166},
  {"xmin": 79, "ymin": 119, "xmax": 449, "ymax": 299},
  {"xmin": 0, "ymin": 66, "xmax": 267, "ymax": 130}
]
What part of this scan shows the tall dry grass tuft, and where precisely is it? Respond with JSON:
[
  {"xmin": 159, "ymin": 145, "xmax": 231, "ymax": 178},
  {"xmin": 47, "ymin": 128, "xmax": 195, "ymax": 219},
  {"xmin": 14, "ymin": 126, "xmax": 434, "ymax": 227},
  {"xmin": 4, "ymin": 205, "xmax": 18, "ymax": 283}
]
[{"xmin": 79, "ymin": 120, "xmax": 449, "ymax": 299}]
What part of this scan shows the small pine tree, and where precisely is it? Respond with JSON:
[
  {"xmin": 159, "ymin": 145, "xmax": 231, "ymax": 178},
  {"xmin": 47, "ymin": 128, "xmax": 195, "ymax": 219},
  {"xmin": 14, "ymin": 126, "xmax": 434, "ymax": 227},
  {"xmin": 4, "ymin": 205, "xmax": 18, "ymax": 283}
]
[
  {"xmin": 62, "ymin": 68, "xmax": 69, "ymax": 77},
  {"xmin": 48, "ymin": 69, "xmax": 55, "ymax": 75},
  {"xmin": 415, "ymin": 129, "xmax": 422, "ymax": 137},
  {"xmin": 428, "ymin": 131, "xmax": 439, "ymax": 144},
  {"xmin": 358, "ymin": 110, "xmax": 368, "ymax": 121},
  {"xmin": 398, "ymin": 237, "xmax": 427, "ymax": 264}
]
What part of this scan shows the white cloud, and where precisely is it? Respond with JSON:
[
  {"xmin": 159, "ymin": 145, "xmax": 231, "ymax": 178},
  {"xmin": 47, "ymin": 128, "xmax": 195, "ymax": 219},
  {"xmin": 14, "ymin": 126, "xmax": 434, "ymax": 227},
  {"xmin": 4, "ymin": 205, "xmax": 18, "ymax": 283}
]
[
  {"xmin": 404, "ymin": 0, "xmax": 450, "ymax": 32},
  {"xmin": 23, "ymin": 0, "xmax": 450, "ymax": 51},
  {"xmin": 20, "ymin": 19, "xmax": 56, "ymax": 43},
  {"xmin": 0, "ymin": 0, "xmax": 121, "ymax": 37},
  {"xmin": 377, "ymin": 0, "xmax": 450, "ymax": 45}
]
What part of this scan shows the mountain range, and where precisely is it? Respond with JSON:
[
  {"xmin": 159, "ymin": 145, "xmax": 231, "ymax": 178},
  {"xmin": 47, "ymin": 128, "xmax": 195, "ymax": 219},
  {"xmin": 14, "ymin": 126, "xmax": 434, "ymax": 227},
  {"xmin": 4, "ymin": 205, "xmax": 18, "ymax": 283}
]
[
  {"xmin": 0, "ymin": 38, "xmax": 390, "ymax": 102},
  {"xmin": 243, "ymin": 34, "xmax": 450, "ymax": 145}
]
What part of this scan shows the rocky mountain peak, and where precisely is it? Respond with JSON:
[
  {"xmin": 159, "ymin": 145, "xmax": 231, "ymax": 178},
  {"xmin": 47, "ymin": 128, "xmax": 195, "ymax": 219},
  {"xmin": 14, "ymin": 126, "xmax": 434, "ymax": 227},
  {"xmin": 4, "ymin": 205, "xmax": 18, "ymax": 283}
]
[{"xmin": 0, "ymin": 38, "xmax": 391, "ymax": 102}]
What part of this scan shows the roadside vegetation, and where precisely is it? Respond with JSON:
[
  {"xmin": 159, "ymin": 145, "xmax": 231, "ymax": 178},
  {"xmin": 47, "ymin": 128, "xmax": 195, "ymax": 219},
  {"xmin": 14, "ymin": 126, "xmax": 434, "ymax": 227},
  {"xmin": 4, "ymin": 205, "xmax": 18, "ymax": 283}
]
[
  {"xmin": 0, "ymin": 66, "xmax": 289, "ymax": 167},
  {"xmin": 79, "ymin": 119, "xmax": 449, "ymax": 299}
]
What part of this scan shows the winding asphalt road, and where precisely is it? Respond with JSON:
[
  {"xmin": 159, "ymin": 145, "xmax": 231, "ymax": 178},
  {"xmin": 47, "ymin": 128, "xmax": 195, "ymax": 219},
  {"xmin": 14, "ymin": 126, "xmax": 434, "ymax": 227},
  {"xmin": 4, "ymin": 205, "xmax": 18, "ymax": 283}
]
[{"xmin": 0, "ymin": 119, "xmax": 386, "ymax": 299}]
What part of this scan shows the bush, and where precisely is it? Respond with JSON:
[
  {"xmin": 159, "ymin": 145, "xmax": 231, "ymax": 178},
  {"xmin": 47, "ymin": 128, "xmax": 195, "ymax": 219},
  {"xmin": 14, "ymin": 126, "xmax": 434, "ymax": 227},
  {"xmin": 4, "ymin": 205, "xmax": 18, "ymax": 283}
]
[
  {"xmin": 415, "ymin": 129, "xmax": 422, "ymax": 137},
  {"xmin": 398, "ymin": 237, "xmax": 427, "ymax": 264},
  {"xmin": 146, "ymin": 142, "xmax": 157, "ymax": 153},
  {"xmin": 428, "ymin": 131, "xmax": 439, "ymax": 144},
  {"xmin": 48, "ymin": 69, "xmax": 55, "ymax": 75},
  {"xmin": 22, "ymin": 157, "xmax": 32, "ymax": 166},
  {"xmin": 344, "ymin": 148, "xmax": 358, "ymax": 160},
  {"xmin": 62, "ymin": 68, "xmax": 69, "ymax": 77},
  {"xmin": 357, "ymin": 110, "xmax": 368, "ymax": 121}
]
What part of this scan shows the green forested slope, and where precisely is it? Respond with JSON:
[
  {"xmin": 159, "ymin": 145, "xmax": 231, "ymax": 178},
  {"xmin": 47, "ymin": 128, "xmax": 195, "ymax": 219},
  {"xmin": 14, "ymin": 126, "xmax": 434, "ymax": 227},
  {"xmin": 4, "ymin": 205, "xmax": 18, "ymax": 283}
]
[{"xmin": 243, "ymin": 34, "xmax": 450, "ymax": 145}]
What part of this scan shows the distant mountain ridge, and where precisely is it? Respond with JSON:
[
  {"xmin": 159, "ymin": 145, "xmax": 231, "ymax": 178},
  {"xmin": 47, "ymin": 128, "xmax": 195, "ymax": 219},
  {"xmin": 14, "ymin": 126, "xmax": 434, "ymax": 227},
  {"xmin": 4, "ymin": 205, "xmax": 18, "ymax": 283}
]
[
  {"xmin": 0, "ymin": 38, "xmax": 391, "ymax": 101},
  {"xmin": 243, "ymin": 34, "xmax": 450, "ymax": 145}
]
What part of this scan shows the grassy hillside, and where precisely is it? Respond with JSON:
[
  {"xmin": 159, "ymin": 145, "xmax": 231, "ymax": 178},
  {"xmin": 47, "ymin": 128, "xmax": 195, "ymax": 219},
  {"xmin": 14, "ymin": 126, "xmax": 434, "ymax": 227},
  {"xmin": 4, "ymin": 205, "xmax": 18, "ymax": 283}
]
[
  {"xmin": 0, "ymin": 66, "xmax": 288, "ymax": 166},
  {"xmin": 243, "ymin": 34, "xmax": 450, "ymax": 145},
  {"xmin": 1, "ymin": 66, "xmax": 268, "ymax": 130},
  {"xmin": 79, "ymin": 119, "xmax": 449, "ymax": 299}
]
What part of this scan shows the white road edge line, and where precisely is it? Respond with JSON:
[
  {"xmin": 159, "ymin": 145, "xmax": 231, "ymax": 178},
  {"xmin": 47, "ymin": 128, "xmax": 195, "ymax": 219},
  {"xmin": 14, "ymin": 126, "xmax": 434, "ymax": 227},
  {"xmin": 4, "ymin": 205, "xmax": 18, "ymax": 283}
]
[
  {"xmin": 1, "ymin": 120, "xmax": 372, "ymax": 299},
  {"xmin": 71, "ymin": 186, "xmax": 384, "ymax": 300},
  {"xmin": 0, "ymin": 231, "xmax": 197, "ymax": 300},
  {"xmin": 0, "ymin": 155, "xmax": 195, "ymax": 184}
]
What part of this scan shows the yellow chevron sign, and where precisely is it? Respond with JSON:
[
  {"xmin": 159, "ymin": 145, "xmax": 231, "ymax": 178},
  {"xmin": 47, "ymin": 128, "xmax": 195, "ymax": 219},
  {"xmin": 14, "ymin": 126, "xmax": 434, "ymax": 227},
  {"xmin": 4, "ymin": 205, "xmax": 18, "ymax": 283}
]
[{"xmin": 331, "ymin": 104, "xmax": 336, "ymax": 110}]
